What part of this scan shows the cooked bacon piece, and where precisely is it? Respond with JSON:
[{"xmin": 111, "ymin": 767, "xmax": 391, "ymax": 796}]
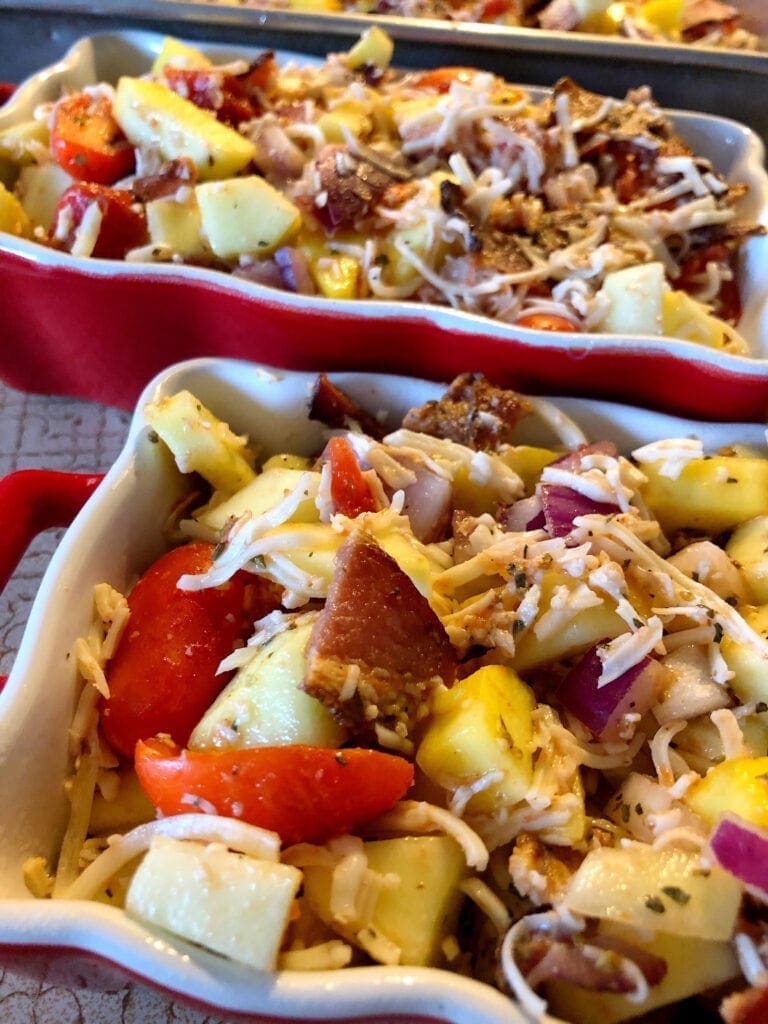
[
  {"xmin": 309, "ymin": 372, "xmax": 387, "ymax": 439},
  {"xmin": 303, "ymin": 531, "xmax": 457, "ymax": 739},
  {"xmin": 722, "ymin": 985, "xmax": 768, "ymax": 1024},
  {"xmin": 312, "ymin": 145, "xmax": 394, "ymax": 232},
  {"xmin": 131, "ymin": 158, "xmax": 196, "ymax": 202},
  {"xmin": 682, "ymin": 0, "xmax": 739, "ymax": 35},
  {"xmin": 402, "ymin": 373, "xmax": 532, "ymax": 451},
  {"xmin": 512, "ymin": 924, "xmax": 667, "ymax": 995}
]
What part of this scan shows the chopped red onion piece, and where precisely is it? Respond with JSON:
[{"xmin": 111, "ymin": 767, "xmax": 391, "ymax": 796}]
[
  {"xmin": 540, "ymin": 484, "xmax": 618, "ymax": 538},
  {"xmin": 709, "ymin": 814, "xmax": 768, "ymax": 900},
  {"xmin": 540, "ymin": 441, "xmax": 620, "ymax": 537},
  {"xmin": 556, "ymin": 646, "xmax": 664, "ymax": 742},
  {"xmin": 499, "ymin": 494, "xmax": 544, "ymax": 532}
]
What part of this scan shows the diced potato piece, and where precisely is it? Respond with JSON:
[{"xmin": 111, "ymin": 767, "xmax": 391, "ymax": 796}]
[
  {"xmin": 684, "ymin": 755, "xmax": 768, "ymax": 830},
  {"xmin": 16, "ymin": 161, "xmax": 73, "ymax": 229},
  {"xmin": 512, "ymin": 568, "xmax": 626, "ymax": 673},
  {"xmin": 151, "ymin": 36, "xmax": 213, "ymax": 75},
  {"xmin": 381, "ymin": 175, "xmax": 454, "ymax": 289},
  {"xmin": 0, "ymin": 182, "xmax": 32, "ymax": 238},
  {"xmin": 126, "ymin": 836, "xmax": 301, "ymax": 969},
  {"xmin": 190, "ymin": 617, "xmax": 346, "ymax": 751},
  {"xmin": 416, "ymin": 665, "xmax": 535, "ymax": 814},
  {"xmin": 196, "ymin": 466, "xmax": 321, "ymax": 531},
  {"xmin": 303, "ymin": 836, "xmax": 466, "ymax": 965},
  {"xmin": 144, "ymin": 389, "xmax": 256, "ymax": 494},
  {"xmin": 390, "ymin": 95, "xmax": 441, "ymax": 134},
  {"xmin": 675, "ymin": 714, "xmax": 768, "ymax": 766},
  {"xmin": 113, "ymin": 77, "xmax": 256, "ymax": 181},
  {"xmin": 546, "ymin": 921, "xmax": 739, "ymax": 1024},
  {"xmin": 640, "ymin": 456, "xmax": 768, "ymax": 535},
  {"xmin": 563, "ymin": 845, "xmax": 741, "ymax": 940},
  {"xmin": 596, "ymin": 262, "xmax": 667, "ymax": 335},
  {"xmin": 89, "ymin": 769, "xmax": 156, "ymax": 836},
  {"xmin": 662, "ymin": 289, "xmax": 726, "ymax": 348},
  {"xmin": 722, "ymin": 604, "xmax": 768, "ymax": 707},
  {"xmin": 145, "ymin": 193, "xmax": 207, "ymax": 259},
  {"xmin": 499, "ymin": 445, "xmax": 558, "ymax": 496},
  {"xmin": 726, "ymin": 515, "xmax": 768, "ymax": 604},
  {"xmin": 0, "ymin": 119, "xmax": 49, "ymax": 186},
  {"xmin": 196, "ymin": 176, "xmax": 301, "ymax": 259},
  {"xmin": 317, "ymin": 100, "xmax": 373, "ymax": 144},
  {"xmin": 345, "ymin": 27, "xmax": 395, "ymax": 70},
  {"xmin": 259, "ymin": 523, "xmax": 343, "ymax": 590}
]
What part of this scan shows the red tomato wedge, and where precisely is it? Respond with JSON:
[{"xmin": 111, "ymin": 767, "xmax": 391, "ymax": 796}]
[
  {"xmin": 53, "ymin": 182, "xmax": 147, "ymax": 259},
  {"xmin": 135, "ymin": 739, "xmax": 414, "ymax": 846},
  {"xmin": 51, "ymin": 93, "xmax": 135, "ymax": 185},
  {"xmin": 327, "ymin": 436, "xmax": 377, "ymax": 517},
  {"xmin": 412, "ymin": 67, "xmax": 477, "ymax": 93},
  {"xmin": 514, "ymin": 313, "xmax": 577, "ymax": 333},
  {"xmin": 101, "ymin": 542, "xmax": 278, "ymax": 759}
]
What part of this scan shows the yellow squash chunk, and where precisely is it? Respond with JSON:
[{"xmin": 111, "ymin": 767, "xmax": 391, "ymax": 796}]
[
  {"xmin": 0, "ymin": 182, "xmax": 32, "ymax": 238},
  {"xmin": 287, "ymin": 0, "xmax": 342, "ymax": 10},
  {"xmin": 195, "ymin": 176, "xmax": 301, "ymax": 259},
  {"xmin": 563, "ymin": 845, "xmax": 741, "ymax": 940},
  {"xmin": 190, "ymin": 617, "xmax": 346, "ymax": 751},
  {"xmin": 499, "ymin": 445, "xmax": 558, "ymax": 496},
  {"xmin": 638, "ymin": 0, "xmax": 683, "ymax": 35},
  {"xmin": 640, "ymin": 456, "xmax": 768, "ymax": 535},
  {"xmin": 546, "ymin": 922, "xmax": 739, "ymax": 1024},
  {"xmin": 151, "ymin": 36, "xmax": 213, "ymax": 75},
  {"xmin": 113, "ymin": 76, "xmax": 256, "ymax": 181},
  {"xmin": 511, "ymin": 568, "xmax": 626, "ymax": 673},
  {"xmin": 312, "ymin": 253, "xmax": 362, "ymax": 299},
  {"xmin": 317, "ymin": 100, "xmax": 373, "ymax": 144},
  {"xmin": 416, "ymin": 664, "xmax": 535, "ymax": 814},
  {"xmin": 345, "ymin": 26, "xmax": 395, "ymax": 70},
  {"xmin": 726, "ymin": 515, "xmax": 768, "ymax": 604},
  {"xmin": 662, "ymin": 289, "xmax": 726, "ymax": 348},
  {"xmin": 684, "ymin": 755, "xmax": 768, "ymax": 830},
  {"xmin": 195, "ymin": 466, "xmax": 321, "ymax": 531},
  {"xmin": 303, "ymin": 835, "xmax": 466, "ymax": 965},
  {"xmin": 722, "ymin": 604, "xmax": 768, "ymax": 707},
  {"xmin": 144, "ymin": 389, "xmax": 256, "ymax": 494}
]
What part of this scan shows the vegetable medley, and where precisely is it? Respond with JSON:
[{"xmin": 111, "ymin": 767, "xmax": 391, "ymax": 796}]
[
  {"xmin": 0, "ymin": 29, "xmax": 761, "ymax": 350},
  {"xmin": 208, "ymin": 0, "xmax": 759, "ymax": 52},
  {"xmin": 28, "ymin": 372, "xmax": 768, "ymax": 1024}
]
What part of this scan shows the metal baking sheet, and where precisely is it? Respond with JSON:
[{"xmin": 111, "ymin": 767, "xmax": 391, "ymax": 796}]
[{"xmin": 2, "ymin": 0, "xmax": 768, "ymax": 143}]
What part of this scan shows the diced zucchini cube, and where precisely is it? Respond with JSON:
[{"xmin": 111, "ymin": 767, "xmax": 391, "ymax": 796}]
[
  {"xmin": 113, "ymin": 76, "xmax": 256, "ymax": 181},
  {"xmin": 126, "ymin": 836, "xmax": 301, "ymax": 970},
  {"xmin": 195, "ymin": 176, "xmax": 301, "ymax": 259}
]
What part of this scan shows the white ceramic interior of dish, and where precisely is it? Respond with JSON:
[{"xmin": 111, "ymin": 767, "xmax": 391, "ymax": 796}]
[
  {"xmin": 1, "ymin": 29, "xmax": 767, "ymax": 371},
  {"xmin": 1, "ymin": 358, "xmax": 767, "ymax": 1022}
]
